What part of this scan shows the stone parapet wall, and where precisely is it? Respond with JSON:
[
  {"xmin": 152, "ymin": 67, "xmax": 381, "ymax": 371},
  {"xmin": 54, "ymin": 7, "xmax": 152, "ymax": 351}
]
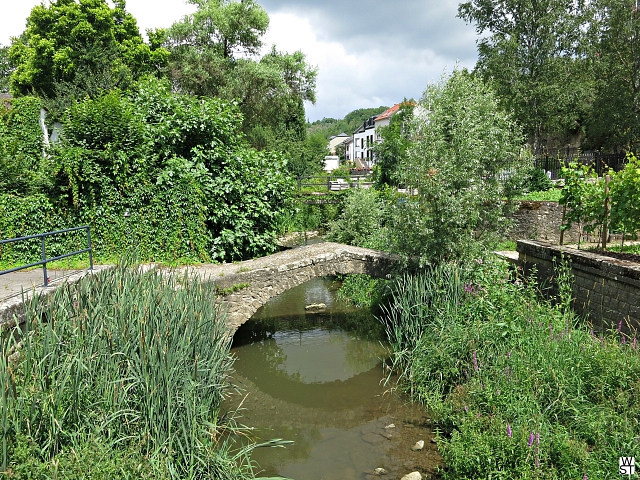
[
  {"xmin": 507, "ymin": 201, "xmax": 578, "ymax": 244},
  {"xmin": 517, "ymin": 240, "xmax": 640, "ymax": 332}
]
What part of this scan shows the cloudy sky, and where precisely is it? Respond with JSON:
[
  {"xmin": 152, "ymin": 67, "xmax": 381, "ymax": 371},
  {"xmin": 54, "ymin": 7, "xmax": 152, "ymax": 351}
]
[{"xmin": 0, "ymin": 0, "xmax": 480, "ymax": 121}]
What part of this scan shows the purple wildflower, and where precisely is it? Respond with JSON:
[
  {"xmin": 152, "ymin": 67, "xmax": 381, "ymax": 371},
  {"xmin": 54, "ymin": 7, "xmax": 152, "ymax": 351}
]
[
  {"xmin": 583, "ymin": 475, "xmax": 587, "ymax": 480},
  {"xmin": 507, "ymin": 424, "xmax": 512, "ymax": 438},
  {"xmin": 618, "ymin": 320, "xmax": 623, "ymax": 332},
  {"xmin": 506, "ymin": 351, "xmax": 511, "ymax": 359},
  {"xmin": 535, "ymin": 458, "xmax": 540, "ymax": 468},
  {"xmin": 622, "ymin": 336, "xmax": 627, "ymax": 345},
  {"xmin": 528, "ymin": 433, "xmax": 534, "ymax": 447},
  {"xmin": 633, "ymin": 337, "xmax": 637, "ymax": 350},
  {"xmin": 464, "ymin": 406, "xmax": 468, "ymax": 413},
  {"xmin": 497, "ymin": 389, "xmax": 501, "ymax": 395},
  {"xmin": 536, "ymin": 432, "xmax": 540, "ymax": 445}
]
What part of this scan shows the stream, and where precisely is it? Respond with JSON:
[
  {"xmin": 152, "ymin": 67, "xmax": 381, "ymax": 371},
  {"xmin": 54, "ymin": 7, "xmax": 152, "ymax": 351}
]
[{"xmin": 227, "ymin": 277, "xmax": 442, "ymax": 480}]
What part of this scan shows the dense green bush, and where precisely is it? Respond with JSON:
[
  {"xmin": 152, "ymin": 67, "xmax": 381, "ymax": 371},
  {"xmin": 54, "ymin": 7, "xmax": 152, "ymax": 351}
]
[
  {"xmin": 383, "ymin": 260, "xmax": 640, "ymax": 479},
  {"xmin": 0, "ymin": 78, "xmax": 295, "ymax": 264}
]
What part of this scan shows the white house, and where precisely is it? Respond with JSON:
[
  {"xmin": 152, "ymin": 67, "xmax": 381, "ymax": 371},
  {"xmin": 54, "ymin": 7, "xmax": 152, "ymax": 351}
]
[
  {"xmin": 327, "ymin": 132, "xmax": 350, "ymax": 154},
  {"xmin": 351, "ymin": 102, "xmax": 414, "ymax": 168}
]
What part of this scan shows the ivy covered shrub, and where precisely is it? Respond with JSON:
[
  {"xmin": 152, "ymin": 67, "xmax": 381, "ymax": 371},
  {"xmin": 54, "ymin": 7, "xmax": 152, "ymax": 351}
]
[{"xmin": 0, "ymin": 77, "xmax": 294, "ymax": 264}]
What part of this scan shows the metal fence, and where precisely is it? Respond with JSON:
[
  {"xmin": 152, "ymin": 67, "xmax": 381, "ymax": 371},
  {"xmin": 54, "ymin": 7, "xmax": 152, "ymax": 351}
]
[
  {"xmin": 533, "ymin": 151, "xmax": 627, "ymax": 179},
  {"xmin": 0, "ymin": 226, "xmax": 94, "ymax": 287}
]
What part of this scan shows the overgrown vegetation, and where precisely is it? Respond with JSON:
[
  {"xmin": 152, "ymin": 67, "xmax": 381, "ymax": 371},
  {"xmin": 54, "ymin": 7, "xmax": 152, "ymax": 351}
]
[
  {"xmin": 0, "ymin": 263, "xmax": 262, "ymax": 478},
  {"xmin": 383, "ymin": 260, "xmax": 640, "ymax": 479}
]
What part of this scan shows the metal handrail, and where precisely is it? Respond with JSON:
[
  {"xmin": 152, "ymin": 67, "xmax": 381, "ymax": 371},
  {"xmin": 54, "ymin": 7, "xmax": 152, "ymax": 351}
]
[{"xmin": 0, "ymin": 226, "xmax": 93, "ymax": 287}]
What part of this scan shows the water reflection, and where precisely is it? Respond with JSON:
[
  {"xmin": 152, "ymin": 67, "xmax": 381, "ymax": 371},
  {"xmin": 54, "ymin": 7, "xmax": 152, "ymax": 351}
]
[{"xmin": 228, "ymin": 277, "xmax": 441, "ymax": 479}]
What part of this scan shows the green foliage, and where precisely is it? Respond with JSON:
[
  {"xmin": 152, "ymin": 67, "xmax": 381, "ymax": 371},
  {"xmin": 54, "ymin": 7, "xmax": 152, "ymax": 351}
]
[
  {"xmin": 518, "ymin": 189, "xmax": 562, "ymax": 202},
  {"xmin": 326, "ymin": 187, "xmax": 391, "ymax": 250},
  {"xmin": 585, "ymin": 1, "xmax": 640, "ymax": 150},
  {"xmin": 371, "ymin": 101, "xmax": 414, "ymax": 187},
  {"xmin": 559, "ymin": 162, "xmax": 608, "ymax": 238},
  {"xmin": 609, "ymin": 154, "xmax": 640, "ymax": 239},
  {"xmin": 336, "ymin": 274, "xmax": 389, "ymax": 310},
  {"xmin": 1, "ymin": 78, "xmax": 294, "ymax": 265},
  {"xmin": 167, "ymin": 1, "xmax": 316, "ymax": 148},
  {"xmin": 523, "ymin": 167, "xmax": 554, "ymax": 193},
  {"xmin": 393, "ymin": 69, "xmax": 526, "ymax": 265},
  {"xmin": 8, "ymin": 0, "xmax": 169, "ymax": 100},
  {"xmin": 560, "ymin": 157, "xmax": 640, "ymax": 244},
  {"xmin": 0, "ymin": 264, "xmax": 255, "ymax": 478},
  {"xmin": 0, "ymin": 96, "xmax": 47, "ymax": 195},
  {"xmin": 383, "ymin": 260, "xmax": 640, "ymax": 479},
  {"xmin": 458, "ymin": 0, "xmax": 593, "ymax": 148}
]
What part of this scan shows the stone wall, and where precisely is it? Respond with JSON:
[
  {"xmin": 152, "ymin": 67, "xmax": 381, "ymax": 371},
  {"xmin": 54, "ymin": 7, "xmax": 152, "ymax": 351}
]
[
  {"xmin": 507, "ymin": 201, "xmax": 579, "ymax": 244},
  {"xmin": 517, "ymin": 240, "xmax": 640, "ymax": 332}
]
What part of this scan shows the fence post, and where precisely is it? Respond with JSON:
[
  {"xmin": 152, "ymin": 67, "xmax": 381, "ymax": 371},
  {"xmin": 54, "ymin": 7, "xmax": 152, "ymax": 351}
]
[
  {"xmin": 559, "ymin": 205, "xmax": 567, "ymax": 246},
  {"xmin": 87, "ymin": 227, "xmax": 94, "ymax": 271},
  {"xmin": 602, "ymin": 175, "xmax": 611, "ymax": 250},
  {"xmin": 41, "ymin": 235, "xmax": 48, "ymax": 287}
]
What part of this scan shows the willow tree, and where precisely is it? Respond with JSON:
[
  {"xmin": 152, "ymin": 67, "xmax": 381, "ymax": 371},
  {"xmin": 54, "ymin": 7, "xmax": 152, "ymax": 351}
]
[{"xmin": 392, "ymin": 69, "xmax": 526, "ymax": 265}]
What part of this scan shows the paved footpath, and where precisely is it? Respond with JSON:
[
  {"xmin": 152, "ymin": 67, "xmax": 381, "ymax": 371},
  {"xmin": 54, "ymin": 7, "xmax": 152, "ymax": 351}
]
[{"xmin": 0, "ymin": 269, "xmax": 86, "ymax": 302}]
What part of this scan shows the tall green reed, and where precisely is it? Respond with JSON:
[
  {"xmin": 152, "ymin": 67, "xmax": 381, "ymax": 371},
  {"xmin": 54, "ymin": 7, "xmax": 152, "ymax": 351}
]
[{"xmin": 0, "ymin": 262, "xmax": 248, "ymax": 478}]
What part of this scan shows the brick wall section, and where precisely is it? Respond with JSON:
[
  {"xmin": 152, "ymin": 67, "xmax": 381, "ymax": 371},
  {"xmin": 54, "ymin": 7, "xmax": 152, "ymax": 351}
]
[
  {"xmin": 517, "ymin": 240, "xmax": 640, "ymax": 332},
  {"xmin": 507, "ymin": 201, "xmax": 579, "ymax": 244}
]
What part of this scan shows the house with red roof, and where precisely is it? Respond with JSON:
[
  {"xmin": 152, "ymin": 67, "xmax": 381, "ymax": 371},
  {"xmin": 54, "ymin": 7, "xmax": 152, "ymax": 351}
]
[{"xmin": 352, "ymin": 101, "xmax": 414, "ymax": 168}]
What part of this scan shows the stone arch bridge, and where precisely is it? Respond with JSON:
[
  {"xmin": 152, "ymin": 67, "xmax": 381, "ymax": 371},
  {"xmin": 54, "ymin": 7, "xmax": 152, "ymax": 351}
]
[{"xmin": 188, "ymin": 242, "xmax": 400, "ymax": 332}]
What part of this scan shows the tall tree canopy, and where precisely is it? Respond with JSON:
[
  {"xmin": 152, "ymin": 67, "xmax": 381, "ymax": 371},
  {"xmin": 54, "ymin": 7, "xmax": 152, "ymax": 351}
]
[
  {"xmin": 168, "ymin": 0, "xmax": 317, "ymax": 148},
  {"xmin": 586, "ymin": 0, "xmax": 640, "ymax": 150},
  {"xmin": 8, "ymin": 0, "xmax": 169, "ymax": 99},
  {"xmin": 458, "ymin": 0, "xmax": 593, "ymax": 150}
]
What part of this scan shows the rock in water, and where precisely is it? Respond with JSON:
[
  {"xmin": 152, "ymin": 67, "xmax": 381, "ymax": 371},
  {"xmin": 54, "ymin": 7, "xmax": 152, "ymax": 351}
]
[
  {"xmin": 401, "ymin": 472, "xmax": 422, "ymax": 480},
  {"xmin": 305, "ymin": 303, "xmax": 327, "ymax": 311},
  {"xmin": 373, "ymin": 467, "xmax": 387, "ymax": 475},
  {"xmin": 411, "ymin": 440, "xmax": 425, "ymax": 451},
  {"xmin": 384, "ymin": 423, "xmax": 395, "ymax": 429}
]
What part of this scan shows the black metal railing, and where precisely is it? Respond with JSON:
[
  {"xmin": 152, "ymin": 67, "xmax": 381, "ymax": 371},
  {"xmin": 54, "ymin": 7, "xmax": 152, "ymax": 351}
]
[
  {"xmin": 533, "ymin": 151, "xmax": 627, "ymax": 179},
  {"xmin": 0, "ymin": 226, "xmax": 93, "ymax": 287}
]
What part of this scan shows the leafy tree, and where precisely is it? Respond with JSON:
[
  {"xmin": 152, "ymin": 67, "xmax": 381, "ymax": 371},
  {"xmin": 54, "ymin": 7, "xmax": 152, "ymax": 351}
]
[
  {"xmin": 458, "ymin": 0, "xmax": 593, "ymax": 149},
  {"xmin": 0, "ymin": 45, "xmax": 14, "ymax": 93},
  {"xmin": 167, "ymin": 0, "xmax": 316, "ymax": 146},
  {"xmin": 8, "ymin": 0, "xmax": 169, "ymax": 99},
  {"xmin": 585, "ymin": 1, "xmax": 640, "ymax": 150},
  {"xmin": 392, "ymin": 69, "xmax": 526, "ymax": 265},
  {"xmin": 371, "ymin": 100, "xmax": 414, "ymax": 186}
]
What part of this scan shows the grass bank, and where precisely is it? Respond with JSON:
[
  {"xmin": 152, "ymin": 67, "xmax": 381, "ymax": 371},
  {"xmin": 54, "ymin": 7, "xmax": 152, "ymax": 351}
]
[
  {"xmin": 0, "ymin": 263, "xmax": 266, "ymax": 479},
  {"xmin": 382, "ymin": 260, "xmax": 640, "ymax": 479}
]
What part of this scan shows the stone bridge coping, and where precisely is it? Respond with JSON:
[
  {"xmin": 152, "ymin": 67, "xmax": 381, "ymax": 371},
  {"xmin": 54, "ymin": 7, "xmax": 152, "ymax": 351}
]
[{"xmin": 184, "ymin": 242, "xmax": 401, "ymax": 332}]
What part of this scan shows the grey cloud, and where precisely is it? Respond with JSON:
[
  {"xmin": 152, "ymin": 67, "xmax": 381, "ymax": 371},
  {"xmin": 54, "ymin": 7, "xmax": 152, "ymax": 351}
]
[{"xmin": 260, "ymin": 0, "xmax": 479, "ymax": 62}]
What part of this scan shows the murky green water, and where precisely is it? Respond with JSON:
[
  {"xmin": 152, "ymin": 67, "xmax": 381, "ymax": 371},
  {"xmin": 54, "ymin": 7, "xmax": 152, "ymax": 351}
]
[{"xmin": 228, "ymin": 277, "xmax": 441, "ymax": 480}]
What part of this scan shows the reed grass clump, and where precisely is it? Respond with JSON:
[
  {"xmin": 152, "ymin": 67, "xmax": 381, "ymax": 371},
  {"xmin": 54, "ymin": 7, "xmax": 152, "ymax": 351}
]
[
  {"xmin": 0, "ymin": 263, "xmax": 252, "ymax": 479},
  {"xmin": 383, "ymin": 259, "xmax": 640, "ymax": 479}
]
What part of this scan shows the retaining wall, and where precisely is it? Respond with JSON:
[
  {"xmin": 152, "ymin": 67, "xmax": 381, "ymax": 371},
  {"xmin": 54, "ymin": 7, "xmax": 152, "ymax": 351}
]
[
  {"xmin": 517, "ymin": 240, "xmax": 640, "ymax": 332},
  {"xmin": 507, "ymin": 201, "xmax": 578, "ymax": 244}
]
